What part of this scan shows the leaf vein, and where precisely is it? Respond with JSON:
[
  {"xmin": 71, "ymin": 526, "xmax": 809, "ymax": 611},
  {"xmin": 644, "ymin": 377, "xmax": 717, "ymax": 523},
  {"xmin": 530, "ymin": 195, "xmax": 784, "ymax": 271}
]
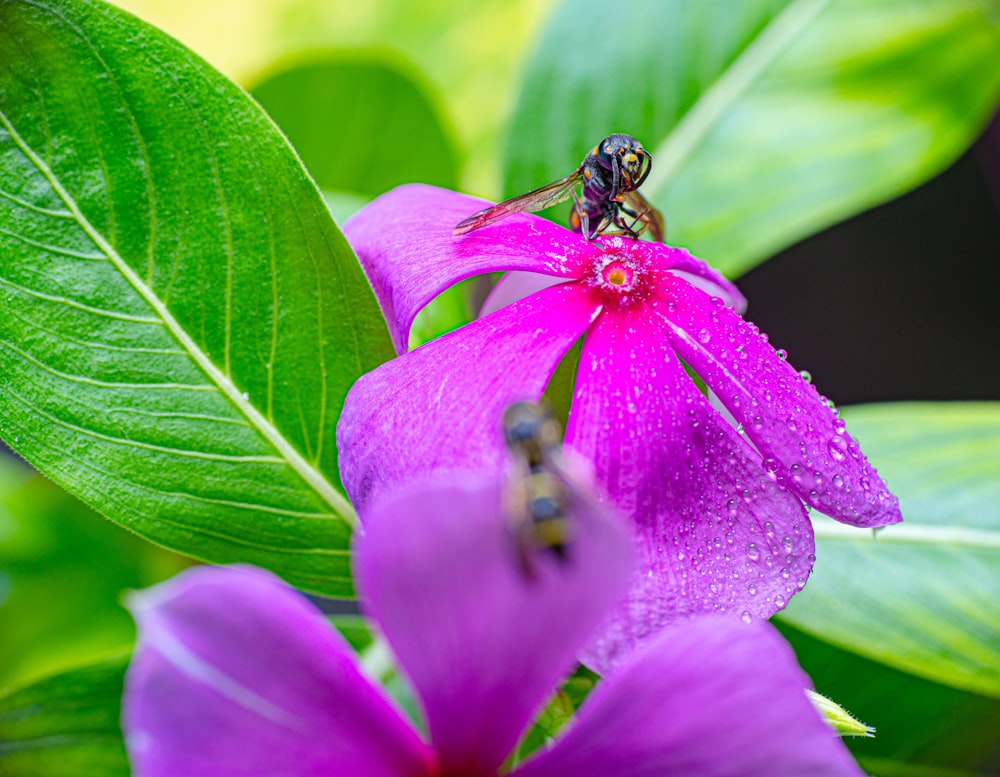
[{"xmin": 4, "ymin": 385, "xmax": 280, "ymax": 463}]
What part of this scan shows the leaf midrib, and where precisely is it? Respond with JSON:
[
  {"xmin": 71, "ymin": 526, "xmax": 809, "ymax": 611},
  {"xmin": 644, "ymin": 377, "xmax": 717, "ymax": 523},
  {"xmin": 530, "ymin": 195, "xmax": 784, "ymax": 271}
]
[
  {"xmin": 646, "ymin": 0, "xmax": 831, "ymax": 193},
  {"xmin": 0, "ymin": 108, "xmax": 356, "ymax": 526},
  {"xmin": 813, "ymin": 519, "xmax": 1000, "ymax": 550}
]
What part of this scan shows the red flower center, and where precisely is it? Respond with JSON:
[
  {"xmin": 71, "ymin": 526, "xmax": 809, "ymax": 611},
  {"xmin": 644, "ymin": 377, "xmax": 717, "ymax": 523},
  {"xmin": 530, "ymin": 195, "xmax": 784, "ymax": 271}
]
[{"xmin": 583, "ymin": 243, "xmax": 652, "ymax": 309}]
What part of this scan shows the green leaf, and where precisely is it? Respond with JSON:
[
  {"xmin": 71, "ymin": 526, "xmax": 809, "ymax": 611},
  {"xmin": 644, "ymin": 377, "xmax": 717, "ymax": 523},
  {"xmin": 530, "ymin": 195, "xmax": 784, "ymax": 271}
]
[
  {"xmin": 251, "ymin": 56, "xmax": 459, "ymax": 197},
  {"xmin": 0, "ymin": 0, "xmax": 396, "ymax": 597},
  {"xmin": 779, "ymin": 402, "xmax": 1000, "ymax": 698},
  {"xmin": 504, "ymin": 0, "xmax": 1000, "ymax": 276},
  {"xmin": 512, "ymin": 663, "xmax": 598, "ymax": 764},
  {"xmin": 328, "ymin": 613, "xmax": 374, "ymax": 654},
  {"xmin": 0, "ymin": 654, "xmax": 129, "ymax": 776},
  {"xmin": 0, "ymin": 455, "xmax": 184, "ymax": 690},
  {"xmin": 805, "ymin": 689, "xmax": 875, "ymax": 738},
  {"xmin": 781, "ymin": 624, "xmax": 1000, "ymax": 776}
]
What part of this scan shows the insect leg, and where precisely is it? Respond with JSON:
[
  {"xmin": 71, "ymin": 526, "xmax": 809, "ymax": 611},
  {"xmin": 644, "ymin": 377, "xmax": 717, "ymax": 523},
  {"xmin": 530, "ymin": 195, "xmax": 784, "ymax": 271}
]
[
  {"xmin": 602, "ymin": 204, "xmax": 642, "ymax": 239},
  {"xmin": 609, "ymin": 155, "xmax": 622, "ymax": 200},
  {"xmin": 571, "ymin": 189, "xmax": 597, "ymax": 240}
]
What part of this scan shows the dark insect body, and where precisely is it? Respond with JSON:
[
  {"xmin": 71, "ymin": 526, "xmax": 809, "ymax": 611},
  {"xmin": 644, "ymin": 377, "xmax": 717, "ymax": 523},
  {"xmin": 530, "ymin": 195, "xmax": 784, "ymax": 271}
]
[
  {"xmin": 454, "ymin": 133, "xmax": 665, "ymax": 242},
  {"xmin": 502, "ymin": 401, "xmax": 572, "ymax": 578}
]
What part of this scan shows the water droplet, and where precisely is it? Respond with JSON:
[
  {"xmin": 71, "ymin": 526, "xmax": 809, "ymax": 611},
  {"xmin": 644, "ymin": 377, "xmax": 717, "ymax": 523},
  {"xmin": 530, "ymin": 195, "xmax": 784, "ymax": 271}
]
[
  {"xmin": 786, "ymin": 417, "xmax": 798, "ymax": 432},
  {"xmin": 776, "ymin": 348, "xmax": 788, "ymax": 360},
  {"xmin": 799, "ymin": 370, "xmax": 812, "ymax": 383},
  {"xmin": 747, "ymin": 543, "xmax": 760, "ymax": 561},
  {"xmin": 725, "ymin": 531, "xmax": 735, "ymax": 545},
  {"xmin": 828, "ymin": 435, "xmax": 848, "ymax": 461},
  {"xmin": 698, "ymin": 329, "xmax": 711, "ymax": 344},
  {"xmin": 832, "ymin": 473, "xmax": 844, "ymax": 488},
  {"xmin": 741, "ymin": 611, "xmax": 753, "ymax": 624},
  {"xmin": 748, "ymin": 584, "xmax": 758, "ymax": 595},
  {"xmin": 774, "ymin": 595, "xmax": 787, "ymax": 608},
  {"xmin": 242, "ymin": 391, "xmax": 250, "ymax": 400},
  {"xmin": 780, "ymin": 567, "xmax": 790, "ymax": 579}
]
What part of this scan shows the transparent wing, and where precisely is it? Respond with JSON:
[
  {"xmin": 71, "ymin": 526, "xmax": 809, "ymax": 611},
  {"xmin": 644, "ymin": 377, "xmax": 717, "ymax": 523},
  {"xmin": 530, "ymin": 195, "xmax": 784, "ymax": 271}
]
[
  {"xmin": 622, "ymin": 189, "xmax": 666, "ymax": 242},
  {"xmin": 453, "ymin": 171, "xmax": 582, "ymax": 236}
]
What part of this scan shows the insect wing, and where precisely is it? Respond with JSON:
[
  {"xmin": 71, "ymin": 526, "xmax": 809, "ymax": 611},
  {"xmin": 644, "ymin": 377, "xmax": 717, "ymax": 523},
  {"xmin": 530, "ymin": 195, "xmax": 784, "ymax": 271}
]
[
  {"xmin": 622, "ymin": 189, "xmax": 666, "ymax": 242},
  {"xmin": 453, "ymin": 171, "xmax": 582, "ymax": 236}
]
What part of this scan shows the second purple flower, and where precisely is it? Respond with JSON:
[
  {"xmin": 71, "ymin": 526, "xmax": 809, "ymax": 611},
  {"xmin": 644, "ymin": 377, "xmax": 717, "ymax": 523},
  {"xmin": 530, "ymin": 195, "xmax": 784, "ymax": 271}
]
[{"xmin": 338, "ymin": 184, "xmax": 902, "ymax": 670}]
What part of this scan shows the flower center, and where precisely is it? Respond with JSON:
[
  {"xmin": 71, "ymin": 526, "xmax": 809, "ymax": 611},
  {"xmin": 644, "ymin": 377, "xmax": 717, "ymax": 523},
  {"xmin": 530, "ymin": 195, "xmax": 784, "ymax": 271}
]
[
  {"xmin": 603, "ymin": 261, "xmax": 632, "ymax": 287},
  {"xmin": 583, "ymin": 241, "xmax": 653, "ymax": 309}
]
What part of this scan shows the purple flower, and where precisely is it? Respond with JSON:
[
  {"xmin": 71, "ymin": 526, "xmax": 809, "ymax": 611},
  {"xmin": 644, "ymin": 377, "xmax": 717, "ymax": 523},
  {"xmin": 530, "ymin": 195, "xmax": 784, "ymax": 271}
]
[
  {"xmin": 123, "ymin": 471, "xmax": 864, "ymax": 776},
  {"xmin": 337, "ymin": 184, "xmax": 902, "ymax": 668}
]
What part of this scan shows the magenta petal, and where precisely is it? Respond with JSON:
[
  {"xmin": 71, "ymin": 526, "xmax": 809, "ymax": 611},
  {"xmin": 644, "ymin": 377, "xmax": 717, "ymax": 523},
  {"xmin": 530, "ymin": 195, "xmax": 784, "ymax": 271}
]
[
  {"xmin": 513, "ymin": 618, "xmax": 864, "ymax": 777},
  {"xmin": 357, "ymin": 474, "xmax": 633, "ymax": 777},
  {"xmin": 566, "ymin": 309, "xmax": 814, "ymax": 672},
  {"xmin": 659, "ymin": 274, "xmax": 902, "ymax": 527},
  {"xmin": 344, "ymin": 184, "xmax": 597, "ymax": 353},
  {"xmin": 337, "ymin": 282, "xmax": 600, "ymax": 511},
  {"xmin": 123, "ymin": 566, "xmax": 433, "ymax": 777}
]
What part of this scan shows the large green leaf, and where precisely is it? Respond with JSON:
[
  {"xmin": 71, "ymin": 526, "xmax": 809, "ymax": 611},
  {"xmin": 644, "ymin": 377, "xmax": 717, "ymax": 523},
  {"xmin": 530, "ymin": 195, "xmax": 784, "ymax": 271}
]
[
  {"xmin": 780, "ymin": 624, "xmax": 1000, "ymax": 776},
  {"xmin": 0, "ymin": 0, "xmax": 395, "ymax": 597},
  {"xmin": 779, "ymin": 403, "xmax": 1000, "ymax": 698},
  {"xmin": 0, "ymin": 654, "xmax": 129, "ymax": 776},
  {"xmin": 505, "ymin": 0, "xmax": 1000, "ymax": 276},
  {"xmin": 250, "ymin": 56, "xmax": 459, "ymax": 197}
]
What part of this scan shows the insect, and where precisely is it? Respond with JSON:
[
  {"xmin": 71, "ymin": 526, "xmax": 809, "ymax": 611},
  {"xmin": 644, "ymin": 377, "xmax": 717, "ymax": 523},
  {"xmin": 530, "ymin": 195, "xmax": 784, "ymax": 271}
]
[
  {"xmin": 502, "ymin": 400, "xmax": 573, "ymax": 578},
  {"xmin": 454, "ymin": 133, "xmax": 665, "ymax": 242}
]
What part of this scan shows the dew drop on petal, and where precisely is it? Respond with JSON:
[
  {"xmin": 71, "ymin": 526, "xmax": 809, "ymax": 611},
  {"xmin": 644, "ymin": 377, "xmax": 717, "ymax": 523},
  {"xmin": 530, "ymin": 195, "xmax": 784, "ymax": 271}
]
[
  {"xmin": 698, "ymin": 328, "xmax": 711, "ymax": 344},
  {"xmin": 776, "ymin": 348, "xmax": 788, "ymax": 360},
  {"xmin": 799, "ymin": 370, "xmax": 812, "ymax": 384},
  {"xmin": 774, "ymin": 595, "xmax": 787, "ymax": 608},
  {"xmin": 828, "ymin": 435, "xmax": 848, "ymax": 461},
  {"xmin": 741, "ymin": 611, "xmax": 753, "ymax": 624},
  {"xmin": 747, "ymin": 543, "xmax": 760, "ymax": 561}
]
